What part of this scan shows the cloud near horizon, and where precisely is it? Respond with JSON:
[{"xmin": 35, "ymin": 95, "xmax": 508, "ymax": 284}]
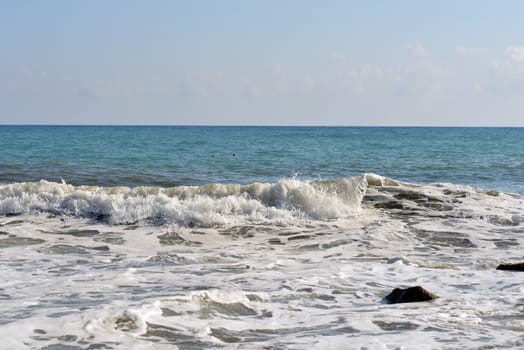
[
  {"xmin": 1, "ymin": 1, "xmax": 524, "ymax": 126},
  {"xmin": 2, "ymin": 44, "xmax": 523, "ymax": 126},
  {"xmin": 506, "ymin": 46, "xmax": 524, "ymax": 63}
]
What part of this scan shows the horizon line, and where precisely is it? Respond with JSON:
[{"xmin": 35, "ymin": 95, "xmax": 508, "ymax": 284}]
[{"xmin": 1, "ymin": 123, "xmax": 523, "ymax": 128}]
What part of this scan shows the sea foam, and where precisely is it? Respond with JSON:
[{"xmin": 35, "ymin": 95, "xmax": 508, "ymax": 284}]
[{"xmin": 0, "ymin": 175, "xmax": 368, "ymax": 226}]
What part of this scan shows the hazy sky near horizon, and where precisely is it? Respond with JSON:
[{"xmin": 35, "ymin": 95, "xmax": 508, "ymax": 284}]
[{"xmin": 1, "ymin": 1, "xmax": 524, "ymax": 126}]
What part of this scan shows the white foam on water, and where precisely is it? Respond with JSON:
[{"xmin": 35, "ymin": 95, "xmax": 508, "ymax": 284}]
[
  {"xmin": 0, "ymin": 175, "xmax": 523, "ymax": 348},
  {"xmin": 0, "ymin": 176, "xmax": 367, "ymax": 226}
]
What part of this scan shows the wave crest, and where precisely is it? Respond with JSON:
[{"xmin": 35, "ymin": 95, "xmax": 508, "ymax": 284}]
[{"xmin": 0, "ymin": 176, "xmax": 369, "ymax": 226}]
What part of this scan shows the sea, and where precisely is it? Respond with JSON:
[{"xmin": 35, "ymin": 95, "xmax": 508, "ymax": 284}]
[{"xmin": 0, "ymin": 126, "xmax": 523, "ymax": 349}]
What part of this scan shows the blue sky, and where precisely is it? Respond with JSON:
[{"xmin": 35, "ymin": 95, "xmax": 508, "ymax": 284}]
[{"xmin": 1, "ymin": 0, "xmax": 524, "ymax": 126}]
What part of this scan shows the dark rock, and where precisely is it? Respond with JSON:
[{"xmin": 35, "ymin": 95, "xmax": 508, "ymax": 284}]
[
  {"xmin": 374, "ymin": 201, "xmax": 404, "ymax": 209},
  {"xmin": 496, "ymin": 262, "xmax": 524, "ymax": 271},
  {"xmin": 89, "ymin": 245, "xmax": 110, "ymax": 251},
  {"xmin": 383, "ymin": 286, "xmax": 438, "ymax": 304}
]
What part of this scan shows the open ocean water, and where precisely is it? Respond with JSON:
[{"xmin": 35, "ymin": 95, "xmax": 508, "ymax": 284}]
[{"xmin": 0, "ymin": 126, "xmax": 523, "ymax": 349}]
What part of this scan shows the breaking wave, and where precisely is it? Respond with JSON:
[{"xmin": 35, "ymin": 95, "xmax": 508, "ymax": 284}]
[{"xmin": 0, "ymin": 175, "xmax": 381, "ymax": 226}]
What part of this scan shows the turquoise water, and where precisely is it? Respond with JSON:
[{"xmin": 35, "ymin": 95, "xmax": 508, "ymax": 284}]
[
  {"xmin": 1, "ymin": 126, "xmax": 522, "ymax": 193},
  {"xmin": 1, "ymin": 126, "xmax": 524, "ymax": 349}
]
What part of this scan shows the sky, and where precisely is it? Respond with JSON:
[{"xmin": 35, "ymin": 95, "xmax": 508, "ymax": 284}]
[{"xmin": 1, "ymin": 0, "xmax": 524, "ymax": 126}]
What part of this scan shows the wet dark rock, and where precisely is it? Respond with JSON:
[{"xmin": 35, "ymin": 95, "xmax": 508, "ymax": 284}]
[
  {"xmin": 374, "ymin": 201, "xmax": 404, "ymax": 210},
  {"xmin": 383, "ymin": 286, "xmax": 438, "ymax": 304},
  {"xmin": 288, "ymin": 234, "xmax": 311, "ymax": 241},
  {"xmin": 484, "ymin": 190, "xmax": 500, "ymax": 197},
  {"xmin": 89, "ymin": 245, "xmax": 110, "ymax": 251},
  {"xmin": 395, "ymin": 191, "xmax": 441, "ymax": 202},
  {"xmin": 496, "ymin": 262, "xmax": 524, "ymax": 271},
  {"xmin": 114, "ymin": 315, "xmax": 139, "ymax": 332}
]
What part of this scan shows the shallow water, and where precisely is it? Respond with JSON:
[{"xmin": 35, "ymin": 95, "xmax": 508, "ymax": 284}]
[{"xmin": 0, "ymin": 175, "xmax": 523, "ymax": 349}]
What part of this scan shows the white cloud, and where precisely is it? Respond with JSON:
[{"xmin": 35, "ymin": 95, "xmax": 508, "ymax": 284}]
[
  {"xmin": 456, "ymin": 46, "xmax": 488, "ymax": 55},
  {"xmin": 488, "ymin": 48, "xmax": 524, "ymax": 99},
  {"xmin": 492, "ymin": 46, "xmax": 524, "ymax": 78},
  {"xmin": 506, "ymin": 46, "xmax": 524, "ymax": 63},
  {"xmin": 406, "ymin": 42, "xmax": 430, "ymax": 57}
]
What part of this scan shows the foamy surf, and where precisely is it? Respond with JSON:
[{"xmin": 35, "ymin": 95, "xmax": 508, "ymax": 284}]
[
  {"xmin": 1, "ymin": 174, "xmax": 523, "ymax": 349},
  {"xmin": 0, "ymin": 175, "xmax": 367, "ymax": 226}
]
